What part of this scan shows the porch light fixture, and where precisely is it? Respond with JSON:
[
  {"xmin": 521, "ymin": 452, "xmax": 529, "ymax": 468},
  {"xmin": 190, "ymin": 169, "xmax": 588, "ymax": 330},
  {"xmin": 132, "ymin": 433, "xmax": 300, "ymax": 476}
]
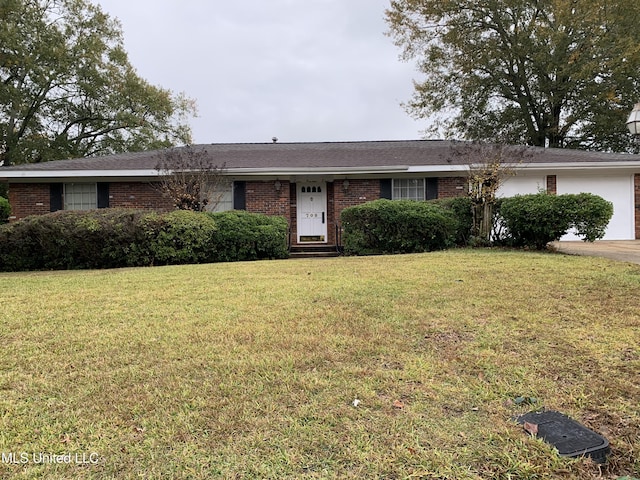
[
  {"xmin": 626, "ymin": 103, "xmax": 640, "ymax": 135},
  {"xmin": 274, "ymin": 180, "xmax": 282, "ymax": 191},
  {"xmin": 342, "ymin": 179, "xmax": 350, "ymax": 191}
]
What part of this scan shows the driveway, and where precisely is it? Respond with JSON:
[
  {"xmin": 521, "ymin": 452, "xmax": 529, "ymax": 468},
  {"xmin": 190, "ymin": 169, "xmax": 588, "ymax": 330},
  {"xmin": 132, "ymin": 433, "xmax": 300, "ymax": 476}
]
[{"xmin": 553, "ymin": 240, "xmax": 640, "ymax": 265}]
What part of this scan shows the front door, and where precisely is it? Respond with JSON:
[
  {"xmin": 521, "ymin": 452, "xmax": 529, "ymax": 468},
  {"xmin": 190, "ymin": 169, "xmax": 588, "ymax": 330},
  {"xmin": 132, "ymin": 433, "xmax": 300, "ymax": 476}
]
[{"xmin": 297, "ymin": 182, "xmax": 327, "ymax": 243}]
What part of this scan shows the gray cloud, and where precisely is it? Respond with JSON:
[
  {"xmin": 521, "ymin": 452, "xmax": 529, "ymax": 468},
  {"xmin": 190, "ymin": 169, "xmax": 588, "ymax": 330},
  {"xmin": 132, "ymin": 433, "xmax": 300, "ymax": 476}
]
[{"xmin": 98, "ymin": 0, "xmax": 425, "ymax": 143}]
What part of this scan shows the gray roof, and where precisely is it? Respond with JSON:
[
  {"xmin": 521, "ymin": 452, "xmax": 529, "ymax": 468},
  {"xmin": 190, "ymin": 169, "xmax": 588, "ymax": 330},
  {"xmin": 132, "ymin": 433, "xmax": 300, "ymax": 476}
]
[{"xmin": 1, "ymin": 140, "xmax": 639, "ymax": 174}]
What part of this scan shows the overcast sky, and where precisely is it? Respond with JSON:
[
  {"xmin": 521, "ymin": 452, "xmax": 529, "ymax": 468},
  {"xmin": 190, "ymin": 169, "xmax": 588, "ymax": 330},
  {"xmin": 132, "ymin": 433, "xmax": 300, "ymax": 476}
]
[{"xmin": 96, "ymin": 0, "xmax": 426, "ymax": 144}]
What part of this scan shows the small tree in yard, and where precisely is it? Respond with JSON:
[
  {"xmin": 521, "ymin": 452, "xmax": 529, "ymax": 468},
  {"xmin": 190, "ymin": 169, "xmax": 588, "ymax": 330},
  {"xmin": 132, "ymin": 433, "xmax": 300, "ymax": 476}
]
[
  {"xmin": 155, "ymin": 145, "xmax": 228, "ymax": 212},
  {"xmin": 448, "ymin": 142, "xmax": 533, "ymax": 244}
]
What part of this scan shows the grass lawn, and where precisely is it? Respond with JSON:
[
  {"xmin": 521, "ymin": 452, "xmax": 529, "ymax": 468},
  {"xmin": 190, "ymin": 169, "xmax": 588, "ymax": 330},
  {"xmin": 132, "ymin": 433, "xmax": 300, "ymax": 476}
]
[{"xmin": 0, "ymin": 249, "xmax": 639, "ymax": 479}]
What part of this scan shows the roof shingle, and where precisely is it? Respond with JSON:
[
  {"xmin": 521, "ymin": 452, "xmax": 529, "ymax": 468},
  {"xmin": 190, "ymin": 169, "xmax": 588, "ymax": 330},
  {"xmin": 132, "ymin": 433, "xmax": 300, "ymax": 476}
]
[{"xmin": 1, "ymin": 140, "xmax": 638, "ymax": 173}]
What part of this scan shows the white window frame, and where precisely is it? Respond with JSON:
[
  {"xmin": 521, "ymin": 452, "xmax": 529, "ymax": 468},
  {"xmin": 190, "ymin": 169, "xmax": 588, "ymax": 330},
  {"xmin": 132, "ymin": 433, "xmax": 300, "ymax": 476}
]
[
  {"xmin": 64, "ymin": 183, "xmax": 97, "ymax": 210},
  {"xmin": 392, "ymin": 178, "xmax": 425, "ymax": 201}
]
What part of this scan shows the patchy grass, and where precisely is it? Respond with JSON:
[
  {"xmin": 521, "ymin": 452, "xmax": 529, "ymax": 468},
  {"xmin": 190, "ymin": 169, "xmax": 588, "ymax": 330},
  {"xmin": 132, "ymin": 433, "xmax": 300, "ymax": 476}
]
[{"xmin": 0, "ymin": 250, "xmax": 639, "ymax": 479}]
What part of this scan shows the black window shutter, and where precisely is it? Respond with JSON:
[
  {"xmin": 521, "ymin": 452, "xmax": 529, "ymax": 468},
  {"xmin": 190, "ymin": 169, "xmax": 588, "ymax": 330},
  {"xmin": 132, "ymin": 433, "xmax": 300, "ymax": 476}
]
[
  {"xmin": 233, "ymin": 181, "xmax": 246, "ymax": 210},
  {"xmin": 50, "ymin": 184, "xmax": 63, "ymax": 212},
  {"xmin": 97, "ymin": 183, "xmax": 110, "ymax": 208},
  {"xmin": 426, "ymin": 178, "xmax": 438, "ymax": 200},
  {"xmin": 380, "ymin": 179, "xmax": 392, "ymax": 199}
]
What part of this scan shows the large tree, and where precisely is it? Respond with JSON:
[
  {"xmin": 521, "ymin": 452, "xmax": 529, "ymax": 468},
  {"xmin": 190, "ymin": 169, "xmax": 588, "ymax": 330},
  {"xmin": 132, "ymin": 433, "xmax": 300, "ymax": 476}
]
[
  {"xmin": 0, "ymin": 0, "xmax": 196, "ymax": 166},
  {"xmin": 386, "ymin": 0, "xmax": 640, "ymax": 151}
]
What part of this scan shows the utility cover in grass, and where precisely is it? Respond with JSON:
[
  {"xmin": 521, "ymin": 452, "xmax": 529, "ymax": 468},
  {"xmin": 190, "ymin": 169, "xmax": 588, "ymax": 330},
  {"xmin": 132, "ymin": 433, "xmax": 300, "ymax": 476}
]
[{"xmin": 517, "ymin": 410, "xmax": 610, "ymax": 463}]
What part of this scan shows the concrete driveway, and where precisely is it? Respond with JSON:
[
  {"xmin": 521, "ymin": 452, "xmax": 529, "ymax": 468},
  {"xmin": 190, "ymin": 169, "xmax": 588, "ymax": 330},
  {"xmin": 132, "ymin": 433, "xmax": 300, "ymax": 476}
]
[{"xmin": 553, "ymin": 240, "xmax": 640, "ymax": 265}]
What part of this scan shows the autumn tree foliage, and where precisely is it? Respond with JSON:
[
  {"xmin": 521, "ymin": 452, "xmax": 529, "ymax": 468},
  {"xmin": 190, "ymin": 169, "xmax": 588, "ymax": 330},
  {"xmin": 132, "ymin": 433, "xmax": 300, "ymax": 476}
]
[
  {"xmin": 155, "ymin": 146, "xmax": 228, "ymax": 212},
  {"xmin": 0, "ymin": 0, "xmax": 195, "ymax": 166},
  {"xmin": 386, "ymin": 0, "xmax": 640, "ymax": 151}
]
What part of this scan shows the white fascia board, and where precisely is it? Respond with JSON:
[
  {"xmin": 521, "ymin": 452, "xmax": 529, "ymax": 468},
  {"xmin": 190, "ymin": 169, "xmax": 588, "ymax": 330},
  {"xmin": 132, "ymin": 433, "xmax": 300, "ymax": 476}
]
[
  {"xmin": 1, "ymin": 169, "xmax": 160, "ymax": 179},
  {"xmin": 517, "ymin": 161, "xmax": 640, "ymax": 171},
  {"xmin": 2, "ymin": 166, "xmax": 411, "ymax": 179},
  {"xmin": 224, "ymin": 166, "xmax": 411, "ymax": 175},
  {"xmin": 413, "ymin": 162, "xmax": 640, "ymax": 173},
  {"xmin": 406, "ymin": 165, "xmax": 469, "ymax": 173}
]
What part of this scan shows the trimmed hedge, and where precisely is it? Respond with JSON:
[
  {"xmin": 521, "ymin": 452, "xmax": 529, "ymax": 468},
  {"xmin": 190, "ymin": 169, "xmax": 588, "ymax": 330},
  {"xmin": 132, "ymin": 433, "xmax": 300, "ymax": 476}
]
[
  {"xmin": 0, "ymin": 209, "xmax": 148, "ymax": 270},
  {"xmin": 0, "ymin": 208, "xmax": 288, "ymax": 271},
  {"xmin": 341, "ymin": 199, "xmax": 458, "ymax": 255},
  {"xmin": 206, "ymin": 210, "xmax": 289, "ymax": 262},
  {"xmin": 429, "ymin": 196, "xmax": 473, "ymax": 246},
  {"xmin": 135, "ymin": 210, "xmax": 218, "ymax": 266},
  {"xmin": 499, "ymin": 192, "xmax": 613, "ymax": 249}
]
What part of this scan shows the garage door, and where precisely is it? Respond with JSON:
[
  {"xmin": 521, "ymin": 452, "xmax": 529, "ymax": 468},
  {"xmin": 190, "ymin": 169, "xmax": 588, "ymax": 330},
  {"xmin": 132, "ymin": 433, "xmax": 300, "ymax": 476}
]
[{"xmin": 557, "ymin": 175, "xmax": 635, "ymax": 240}]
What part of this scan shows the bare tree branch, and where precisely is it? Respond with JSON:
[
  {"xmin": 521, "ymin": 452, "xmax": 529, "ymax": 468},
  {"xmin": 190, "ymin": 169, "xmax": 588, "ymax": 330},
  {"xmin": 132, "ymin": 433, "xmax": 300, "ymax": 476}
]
[{"xmin": 154, "ymin": 146, "xmax": 229, "ymax": 212}]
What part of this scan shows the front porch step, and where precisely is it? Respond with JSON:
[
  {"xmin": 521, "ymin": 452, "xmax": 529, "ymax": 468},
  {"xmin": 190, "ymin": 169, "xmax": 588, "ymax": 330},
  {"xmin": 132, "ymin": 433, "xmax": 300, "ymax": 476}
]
[{"xmin": 289, "ymin": 244, "xmax": 341, "ymax": 258}]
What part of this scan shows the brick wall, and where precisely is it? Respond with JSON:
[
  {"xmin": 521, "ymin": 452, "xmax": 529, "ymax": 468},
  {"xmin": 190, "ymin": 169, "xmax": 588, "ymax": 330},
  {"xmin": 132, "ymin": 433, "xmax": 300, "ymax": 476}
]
[
  {"xmin": 438, "ymin": 177, "xmax": 467, "ymax": 198},
  {"xmin": 332, "ymin": 179, "xmax": 381, "ymax": 214},
  {"xmin": 7, "ymin": 181, "xmax": 173, "ymax": 221},
  {"xmin": 245, "ymin": 180, "xmax": 290, "ymax": 216},
  {"xmin": 8, "ymin": 184, "xmax": 51, "ymax": 220},
  {"xmin": 109, "ymin": 182, "xmax": 173, "ymax": 211}
]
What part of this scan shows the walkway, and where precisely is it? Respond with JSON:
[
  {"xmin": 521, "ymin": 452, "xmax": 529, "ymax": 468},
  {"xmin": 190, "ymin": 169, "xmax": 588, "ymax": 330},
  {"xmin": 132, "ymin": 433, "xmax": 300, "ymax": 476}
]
[{"xmin": 553, "ymin": 240, "xmax": 640, "ymax": 265}]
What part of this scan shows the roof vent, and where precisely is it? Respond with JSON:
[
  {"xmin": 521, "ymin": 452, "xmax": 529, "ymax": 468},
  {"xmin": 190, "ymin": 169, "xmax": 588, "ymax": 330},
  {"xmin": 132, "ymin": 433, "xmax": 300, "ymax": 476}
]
[{"xmin": 272, "ymin": 137, "xmax": 278, "ymax": 143}]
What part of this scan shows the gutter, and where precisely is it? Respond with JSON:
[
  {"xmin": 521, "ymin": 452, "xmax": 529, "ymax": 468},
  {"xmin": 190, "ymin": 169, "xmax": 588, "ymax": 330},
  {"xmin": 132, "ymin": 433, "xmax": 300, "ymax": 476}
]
[
  {"xmin": 0, "ymin": 165, "xmax": 412, "ymax": 179},
  {"xmin": 2, "ymin": 161, "xmax": 639, "ymax": 181}
]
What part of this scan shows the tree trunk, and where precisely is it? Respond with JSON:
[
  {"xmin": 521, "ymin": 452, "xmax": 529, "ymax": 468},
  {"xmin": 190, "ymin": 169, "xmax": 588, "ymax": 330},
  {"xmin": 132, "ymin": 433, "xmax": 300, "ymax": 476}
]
[
  {"xmin": 481, "ymin": 202, "xmax": 493, "ymax": 242},
  {"xmin": 472, "ymin": 201, "xmax": 494, "ymax": 243}
]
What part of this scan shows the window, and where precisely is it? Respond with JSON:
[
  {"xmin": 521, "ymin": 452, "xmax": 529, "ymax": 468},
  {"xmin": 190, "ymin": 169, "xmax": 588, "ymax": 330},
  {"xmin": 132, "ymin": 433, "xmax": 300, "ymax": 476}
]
[
  {"xmin": 64, "ymin": 183, "xmax": 97, "ymax": 210},
  {"xmin": 393, "ymin": 178, "xmax": 425, "ymax": 201},
  {"xmin": 206, "ymin": 182, "xmax": 233, "ymax": 212}
]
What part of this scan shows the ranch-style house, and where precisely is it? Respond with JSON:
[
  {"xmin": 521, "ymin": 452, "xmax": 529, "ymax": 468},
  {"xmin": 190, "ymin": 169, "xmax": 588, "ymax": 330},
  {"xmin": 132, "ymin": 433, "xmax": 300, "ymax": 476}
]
[{"xmin": 2, "ymin": 140, "xmax": 640, "ymax": 244}]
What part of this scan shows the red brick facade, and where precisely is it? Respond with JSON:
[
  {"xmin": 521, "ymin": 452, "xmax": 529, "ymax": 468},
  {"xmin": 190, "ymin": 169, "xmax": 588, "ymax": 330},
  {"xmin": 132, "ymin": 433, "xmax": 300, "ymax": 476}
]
[
  {"xmin": 332, "ymin": 179, "xmax": 381, "ymax": 215},
  {"xmin": 8, "ymin": 184, "xmax": 51, "ymax": 220},
  {"xmin": 6, "ymin": 175, "xmax": 638, "ymax": 239},
  {"xmin": 7, "ymin": 182, "xmax": 173, "ymax": 221},
  {"xmin": 438, "ymin": 177, "xmax": 467, "ymax": 197},
  {"xmin": 245, "ymin": 180, "xmax": 290, "ymax": 217},
  {"xmin": 109, "ymin": 182, "xmax": 173, "ymax": 211}
]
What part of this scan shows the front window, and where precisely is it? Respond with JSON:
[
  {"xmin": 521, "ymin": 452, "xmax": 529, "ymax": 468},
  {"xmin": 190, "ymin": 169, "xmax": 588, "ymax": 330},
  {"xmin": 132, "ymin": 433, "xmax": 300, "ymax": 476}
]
[
  {"xmin": 393, "ymin": 178, "xmax": 425, "ymax": 201},
  {"xmin": 206, "ymin": 182, "xmax": 233, "ymax": 212},
  {"xmin": 64, "ymin": 183, "xmax": 97, "ymax": 210}
]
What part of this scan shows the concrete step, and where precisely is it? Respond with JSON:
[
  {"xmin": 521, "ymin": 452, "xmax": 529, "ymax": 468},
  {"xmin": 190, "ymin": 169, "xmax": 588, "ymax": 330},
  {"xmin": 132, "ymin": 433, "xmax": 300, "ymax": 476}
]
[{"xmin": 289, "ymin": 245, "xmax": 341, "ymax": 258}]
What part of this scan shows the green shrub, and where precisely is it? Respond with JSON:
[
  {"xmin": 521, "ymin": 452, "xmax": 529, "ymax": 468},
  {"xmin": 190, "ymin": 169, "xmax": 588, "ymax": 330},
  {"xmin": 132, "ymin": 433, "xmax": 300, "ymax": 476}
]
[
  {"xmin": 0, "ymin": 209, "xmax": 218, "ymax": 270},
  {"xmin": 566, "ymin": 192, "xmax": 614, "ymax": 242},
  {"xmin": 0, "ymin": 209, "xmax": 153, "ymax": 270},
  {"xmin": 0, "ymin": 196, "xmax": 10, "ymax": 224},
  {"xmin": 341, "ymin": 199, "xmax": 457, "ymax": 255},
  {"xmin": 206, "ymin": 210, "xmax": 289, "ymax": 262},
  {"xmin": 429, "ymin": 196, "xmax": 473, "ymax": 246},
  {"xmin": 140, "ymin": 210, "xmax": 218, "ymax": 266},
  {"xmin": 499, "ymin": 192, "xmax": 613, "ymax": 249},
  {"xmin": 0, "ymin": 208, "xmax": 289, "ymax": 271}
]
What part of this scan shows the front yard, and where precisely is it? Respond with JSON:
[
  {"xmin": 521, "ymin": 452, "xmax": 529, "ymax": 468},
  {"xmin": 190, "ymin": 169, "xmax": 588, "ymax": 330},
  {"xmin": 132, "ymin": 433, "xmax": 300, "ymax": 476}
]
[{"xmin": 0, "ymin": 250, "xmax": 638, "ymax": 478}]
